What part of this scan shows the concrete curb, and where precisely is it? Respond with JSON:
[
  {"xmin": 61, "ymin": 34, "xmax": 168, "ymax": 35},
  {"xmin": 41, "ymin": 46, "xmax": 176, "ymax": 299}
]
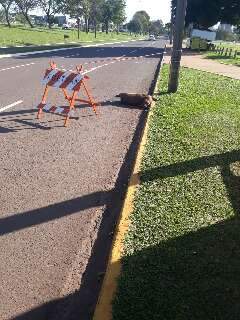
[
  {"xmin": 93, "ymin": 58, "xmax": 163, "ymax": 320},
  {"xmin": 0, "ymin": 39, "xmax": 145, "ymax": 59}
]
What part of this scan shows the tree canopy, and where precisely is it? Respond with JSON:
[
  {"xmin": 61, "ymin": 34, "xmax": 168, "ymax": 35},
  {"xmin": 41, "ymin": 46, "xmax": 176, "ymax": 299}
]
[
  {"xmin": 127, "ymin": 10, "xmax": 167, "ymax": 35},
  {"xmin": 171, "ymin": 0, "xmax": 240, "ymax": 28}
]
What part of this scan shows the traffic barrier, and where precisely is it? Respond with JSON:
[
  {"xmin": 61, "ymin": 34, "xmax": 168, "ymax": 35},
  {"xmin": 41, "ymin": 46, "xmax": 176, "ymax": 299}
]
[{"xmin": 37, "ymin": 61, "xmax": 97, "ymax": 127}]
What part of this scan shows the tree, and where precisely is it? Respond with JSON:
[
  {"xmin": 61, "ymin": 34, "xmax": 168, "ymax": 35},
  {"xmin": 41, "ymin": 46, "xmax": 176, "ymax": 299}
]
[
  {"xmin": 111, "ymin": 0, "xmax": 126, "ymax": 33},
  {"xmin": 63, "ymin": 0, "xmax": 126, "ymax": 36},
  {"xmin": 127, "ymin": 18, "xmax": 142, "ymax": 34},
  {"xmin": 127, "ymin": 10, "xmax": 150, "ymax": 35},
  {"xmin": 186, "ymin": 0, "xmax": 222, "ymax": 28},
  {"xmin": 149, "ymin": 19, "xmax": 165, "ymax": 36},
  {"xmin": 164, "ymin": 22, "xmax": 171, "ymax": 39},
  {"xmin": 219, "ymin": 0, "xmax": 240, "ymax": 26},
  {"xmin": 101, "ymin": 0, "xmax": 113, "ymax": 34},
  {"xmin": 171, "ymin": 0, "xmax": 240, "ymax": 29},
  {"xmin": 15, "ymin": 0, "xmax": 38, "ymax": 27},
  {"xmin": 63, "ymin": 0, "xmax": 91, "ymax": 33},
  {"xmin": 38, "ymin": 0, "xmax": 63, "ymax": 28},
  {"xmin": 133, "ymin": 10, "xmax": 150, "ymax": 33},
  {"xmin": 0, "ymin": 0, "xmax": 13, "ymax": 27},
  {"xmin": 90, "ymin": 0, "xmax": 104, "ymax": 37}
]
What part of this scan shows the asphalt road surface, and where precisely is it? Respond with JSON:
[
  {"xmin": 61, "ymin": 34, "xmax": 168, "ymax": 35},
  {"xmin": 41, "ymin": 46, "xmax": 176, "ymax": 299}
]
[{"xmin": 0, "ymin": 39, "xmax": 165, "ymax": 320}]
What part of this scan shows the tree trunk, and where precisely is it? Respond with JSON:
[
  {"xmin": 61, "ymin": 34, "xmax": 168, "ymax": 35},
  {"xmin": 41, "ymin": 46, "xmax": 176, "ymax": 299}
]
[
  {"xmin": 85, "ymin": 17, "xmax": 89, "ymax": 33},
  {"xmin": 48, "ymin": 18, "xmax": 52, "ymax": 29},
  {"xmin": 105, "ymin": 21, "xmax": 108, "ymax": 34},
  {"xmin": 94, "ymin": 21, "xmax": 97, "ymax": 38},
  {"xmin": 47, "ymin": 12, "xmax": 51, "ymax": 29},
  {"xmin": 77, "ymin": 18, "xmax": 80, "ymax": 39},
  {"xmin": 25, "ymin": 12, "xmax": 34, "ymax": 28},
  {"xmin": 3, "ymin": 6, "xmax": 11, "ymax": 28},
  {"xmin": 18, "ymin": 6, "xmax": 34, "ymax": 28}
]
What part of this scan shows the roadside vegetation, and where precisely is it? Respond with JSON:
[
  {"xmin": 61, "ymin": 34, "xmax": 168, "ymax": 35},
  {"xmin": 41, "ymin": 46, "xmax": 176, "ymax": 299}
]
[
  {"xmin": 0, "ymin": 24, "xmax": 136, "ymax": 47},
  {"xmin": 113, "ymin": 65, "xmax": 240, "ymax": 319},
  {"xmin": 212, "ymin": 41, "xmax": 240, "ymax": 51},
  {"xmin": 205, "ymin": 51, "xmax": 240, "ymax": 66},
  {"xmin": 204, "ymin": 41, "xmax": 240, "ymax": 66}
]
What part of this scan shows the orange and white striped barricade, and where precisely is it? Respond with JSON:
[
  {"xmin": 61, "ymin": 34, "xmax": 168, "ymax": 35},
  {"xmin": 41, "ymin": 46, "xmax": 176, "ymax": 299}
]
[{"xmin": 37, "ymin": 62, "xmax": 98, "ymax": 127}]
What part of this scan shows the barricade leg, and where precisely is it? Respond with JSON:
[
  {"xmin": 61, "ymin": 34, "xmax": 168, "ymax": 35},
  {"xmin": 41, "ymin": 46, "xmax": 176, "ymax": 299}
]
[
  {"xmin": 62, "ymin": 88, "xmax": 72, "ymax": 102},
  {"xmin": 64, "ymin": 90, "xmax": 78, "ymax": 127},
  {"xmin": 82, "ymin": 81, "xmax": 97, "ymax": 115},
  {"xmin": 37, "ymin": 85, "xmax": 49, "ymax": 119}
]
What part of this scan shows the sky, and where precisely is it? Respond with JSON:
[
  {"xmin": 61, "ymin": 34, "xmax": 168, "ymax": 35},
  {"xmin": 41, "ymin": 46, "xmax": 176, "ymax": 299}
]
[
  {"xmin": 30, "ymin": 0, "xmax": 171, "ymax": 23},
  {"xmin": 126, "ymin": 0, "xmax": 171, "ymax": 23}
]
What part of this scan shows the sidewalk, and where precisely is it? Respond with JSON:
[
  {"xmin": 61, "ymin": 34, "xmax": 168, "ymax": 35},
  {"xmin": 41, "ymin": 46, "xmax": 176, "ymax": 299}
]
[{"xmin": 164, "ymin": 50, "xmax": 240, "ymax": 80}]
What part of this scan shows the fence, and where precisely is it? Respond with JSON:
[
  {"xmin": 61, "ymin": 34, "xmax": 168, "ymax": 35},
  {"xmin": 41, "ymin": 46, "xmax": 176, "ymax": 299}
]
[{"xmin": 210, "ymin": 44, "xmax": 240, "ymax": 59}]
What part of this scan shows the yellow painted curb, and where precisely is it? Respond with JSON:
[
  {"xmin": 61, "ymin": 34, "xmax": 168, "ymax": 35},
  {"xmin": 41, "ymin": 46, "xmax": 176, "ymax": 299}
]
[{"xmin": 93, "ymin": 64, "xmax": 162, "ymax": 320}]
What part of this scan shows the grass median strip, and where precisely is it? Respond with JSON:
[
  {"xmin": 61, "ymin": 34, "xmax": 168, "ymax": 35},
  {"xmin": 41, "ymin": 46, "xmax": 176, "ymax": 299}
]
[
  {"xmin": 205, "ymin": 51, "xmax": 240, "ymax": 67},
  {"xmin": 0, "ymin": 25, "xmax": 140, "ymax": 54},
  {"xmin": 112, "ymin": 66, "xmax": 240, "ymax": 320}
]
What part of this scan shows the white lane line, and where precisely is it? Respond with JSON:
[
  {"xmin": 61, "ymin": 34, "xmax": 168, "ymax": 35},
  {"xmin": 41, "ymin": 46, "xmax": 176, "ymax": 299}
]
[
  {"xmin": 0, "ymin": 62, "xmax": 35, "ymax": 72},
  {"xmin": 82, "ymin": 53, "xmax": 127, "ymax": 75},
  {"xmin": 0, "ymin": 100, "xmax": 23, "ymax": 113},
  {"xmin": 129, "ymin": 49, "xmax": 138, "ymax": 54},
  {"xmin": 64, "ymin": 50, "xmax": 162, "ymax": 75}
]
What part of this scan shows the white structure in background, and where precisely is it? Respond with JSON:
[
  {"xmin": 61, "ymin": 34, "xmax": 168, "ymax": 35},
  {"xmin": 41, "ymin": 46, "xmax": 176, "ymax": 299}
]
[
  {"xmin": 191, "ymin": 29, "xmax": 216, "ymax": 41},
  {"xmin": 218, "ymin": 23, "xmax": 233, "ymax": 33}
]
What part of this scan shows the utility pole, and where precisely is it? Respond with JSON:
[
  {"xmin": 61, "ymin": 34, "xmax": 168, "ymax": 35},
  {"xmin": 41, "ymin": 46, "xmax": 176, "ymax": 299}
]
[{"xmin": 168, "ymin": 0, "xmax": 188, "ymax": 93}]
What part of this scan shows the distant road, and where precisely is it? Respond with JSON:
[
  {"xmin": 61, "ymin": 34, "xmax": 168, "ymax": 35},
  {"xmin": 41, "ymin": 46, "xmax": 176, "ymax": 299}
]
[{"xmin": 0, "ymin": 39, "xmax": 165, "ymax": 320}]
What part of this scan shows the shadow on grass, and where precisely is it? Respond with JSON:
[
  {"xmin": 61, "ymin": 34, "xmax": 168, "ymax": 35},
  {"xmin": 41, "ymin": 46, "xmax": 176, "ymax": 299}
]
[
  {"xmin": 140, "ymin": 149, "xmax": 240, "ymax": 216},
  {"xmin": 113, "ymin": 216, "xmax": 240, "ymax": 320},
  {"xmin": 110, "ymin": 148, "xmax": 240, "ymax": 320}
]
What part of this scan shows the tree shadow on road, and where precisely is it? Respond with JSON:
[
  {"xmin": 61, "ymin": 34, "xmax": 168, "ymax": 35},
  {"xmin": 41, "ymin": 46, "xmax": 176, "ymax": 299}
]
[
  {"xmin": 0, "ymin": 108, "xmax": 85, "ymax": 133},
  {"xmin": 12, "ymin": 45, "xmax": 164, "ymax": 61},
  {"xmin": 2, "ymin": 106, "xmax": 147, "ymax": 319},
  {"xmin": 0, "ymin": 98, "xmax": 152, "ymax": 134}
]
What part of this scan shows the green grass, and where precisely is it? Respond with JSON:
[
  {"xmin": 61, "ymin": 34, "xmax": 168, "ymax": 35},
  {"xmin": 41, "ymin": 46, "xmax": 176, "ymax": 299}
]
[
  {"xmin": 112, "ymin": 66, "xmax": 240, "ymax": 320},
  {"xmin": 205, "ymin": 51, "xmax": 240, "ymax": 67},
  {"xmin": 0, "ymin": 25, "xmax": 140, "ymax": 53},
  {"xmin": 213, "ymin": 41, "xmax": 240, "ymax": 51},
  {"xmin": 205, "ymin": 41, "xmax": 240, "ymax": 66}
]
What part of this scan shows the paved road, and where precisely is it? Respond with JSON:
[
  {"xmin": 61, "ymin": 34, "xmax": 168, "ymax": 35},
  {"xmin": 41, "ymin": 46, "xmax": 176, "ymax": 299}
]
[{"xmin": 0, "ymin": 39, "xmax": 165, "ymax": 320}]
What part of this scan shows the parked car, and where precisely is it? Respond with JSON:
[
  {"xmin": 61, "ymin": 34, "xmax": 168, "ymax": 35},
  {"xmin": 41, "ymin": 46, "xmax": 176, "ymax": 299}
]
[{"xmin": 149, "ymin": 34, "xmax": 156, "ymax": 41}]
